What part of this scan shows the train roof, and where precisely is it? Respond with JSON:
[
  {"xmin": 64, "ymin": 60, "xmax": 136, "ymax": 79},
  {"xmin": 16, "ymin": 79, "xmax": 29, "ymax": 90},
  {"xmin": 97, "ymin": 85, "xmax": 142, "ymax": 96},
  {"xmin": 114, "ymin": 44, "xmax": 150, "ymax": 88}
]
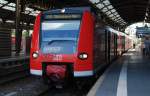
[
  {"xmin": 106, "ymin": 26, "xmax": 133, "ymax": 40},
  {"xmin": 43, "ymin": 7, "xmax": 91, "ymax": 14}
]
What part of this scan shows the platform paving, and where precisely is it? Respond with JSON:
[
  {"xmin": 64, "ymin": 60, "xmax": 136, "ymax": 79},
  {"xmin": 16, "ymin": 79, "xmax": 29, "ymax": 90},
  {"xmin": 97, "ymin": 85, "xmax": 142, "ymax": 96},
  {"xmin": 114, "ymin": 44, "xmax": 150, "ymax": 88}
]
[{"xmin": 87, "ymin": 46, "xmax": 150, "ymax": 96}]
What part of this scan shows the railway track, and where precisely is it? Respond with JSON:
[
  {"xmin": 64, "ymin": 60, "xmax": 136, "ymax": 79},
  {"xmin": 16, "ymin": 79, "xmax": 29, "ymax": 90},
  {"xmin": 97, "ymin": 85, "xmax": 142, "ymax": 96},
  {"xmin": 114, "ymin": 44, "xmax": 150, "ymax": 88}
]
[
  {"xmin": 38, "ymin": 80, "xmax": 96, "ymax": 96},
  {"xmin": 0, "ymin": 56, "xmax": 100, "ymax": 96},
  {"xmin": 0, "ymin": 69, "xmax": 30, "ymax": 84},
  {"xmin": 0, "ymin": 76, "xmax": 48, "ymax": 96},
  {"xmin": 38, "ymin": 67, "xmax": 107, "ymax": 96},
  {"xmin": 0, "ymin": 75, "xmax": 95, "ymax": 96},
  {"xmin": 39, "ymin": 86, "xmax": 92, "ymax": 96}
]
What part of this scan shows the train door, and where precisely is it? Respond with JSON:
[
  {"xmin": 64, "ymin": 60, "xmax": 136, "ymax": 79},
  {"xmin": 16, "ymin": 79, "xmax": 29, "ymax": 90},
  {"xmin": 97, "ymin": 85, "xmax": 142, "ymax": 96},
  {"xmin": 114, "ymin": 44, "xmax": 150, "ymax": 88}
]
[
  {"xmin": 105, "ymin": 30, "xmax": 110, "ymax": 64},
  {"xmin": 122, "ymin": 36, "xmax": 125, "ymax": 52},
  {"xmin": 114, "ymin": 34, "xmax": 118, "ymax": 57},
  {"xmin": 108, "ymin": 31, "xmax": 111, "ymax": 63}
]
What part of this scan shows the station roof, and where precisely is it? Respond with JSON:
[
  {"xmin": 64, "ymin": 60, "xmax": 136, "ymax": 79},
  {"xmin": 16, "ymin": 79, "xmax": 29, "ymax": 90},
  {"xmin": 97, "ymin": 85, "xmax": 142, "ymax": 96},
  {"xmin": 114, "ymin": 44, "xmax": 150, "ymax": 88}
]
[
  {"xmin": 0, "ymin": 0, "xmax": 150, "ymax": 29},
  {"xmin": 90, "ymin": 0, "xmax": 150, "ymax": 26},
  {"xmin": 109, "ymin": 0, "xmax": 149, "ymax": 24}
]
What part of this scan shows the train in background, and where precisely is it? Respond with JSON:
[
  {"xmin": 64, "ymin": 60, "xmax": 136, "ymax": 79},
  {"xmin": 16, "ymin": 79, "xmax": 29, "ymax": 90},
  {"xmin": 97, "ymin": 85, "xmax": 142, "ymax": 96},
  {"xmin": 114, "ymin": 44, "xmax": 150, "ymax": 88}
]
[
  {"xmin": 11, "ymin": 37, "xmax": 31, "ymax": 54},
  {"xmin": 30, "ymin": 7, "xmax": 132, "ymax": 87}
]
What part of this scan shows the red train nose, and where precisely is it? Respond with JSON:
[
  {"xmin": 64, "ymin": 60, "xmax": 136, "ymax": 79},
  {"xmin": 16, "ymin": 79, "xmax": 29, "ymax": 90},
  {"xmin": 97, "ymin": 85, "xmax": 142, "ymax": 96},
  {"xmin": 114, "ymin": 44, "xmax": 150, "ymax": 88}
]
[{"xmin": 46, "ymin": 65, "xmax": 66, "ymax": 81}]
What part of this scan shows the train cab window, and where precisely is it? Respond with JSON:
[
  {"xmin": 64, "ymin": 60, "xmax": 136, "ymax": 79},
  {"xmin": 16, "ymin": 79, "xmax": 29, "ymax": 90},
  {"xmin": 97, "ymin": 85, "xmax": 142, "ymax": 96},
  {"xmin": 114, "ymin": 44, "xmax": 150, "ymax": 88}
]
[{"xmin": 40, "ymin": 20, "xmax": 80, "ymax": 54}]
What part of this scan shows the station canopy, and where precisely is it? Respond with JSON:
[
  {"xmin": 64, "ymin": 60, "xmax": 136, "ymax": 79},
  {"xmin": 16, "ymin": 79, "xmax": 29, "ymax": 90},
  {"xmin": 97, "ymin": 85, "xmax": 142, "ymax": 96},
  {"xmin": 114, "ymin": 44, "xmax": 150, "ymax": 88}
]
[{"xmin": 0, "ymin": 0, "xmax": 150, "ymax": 27}]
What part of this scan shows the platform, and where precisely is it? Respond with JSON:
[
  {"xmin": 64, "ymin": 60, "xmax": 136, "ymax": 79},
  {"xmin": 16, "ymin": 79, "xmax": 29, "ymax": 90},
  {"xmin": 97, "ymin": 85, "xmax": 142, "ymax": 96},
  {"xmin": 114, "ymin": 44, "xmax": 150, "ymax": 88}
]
[
  {"xmin": 0, "ymin": 53, "xmax": 30, "ymax": 84},
  {"xmin": 87, "ymin": 46, "xmax": 150, "ymax": 96},
  {"xmin": 0, "ymin": 52, "xmax": 29, "ymax": 62},
  {"xmin": 0, "ymin": 55, "xmax": 29, "ymax": 63}
]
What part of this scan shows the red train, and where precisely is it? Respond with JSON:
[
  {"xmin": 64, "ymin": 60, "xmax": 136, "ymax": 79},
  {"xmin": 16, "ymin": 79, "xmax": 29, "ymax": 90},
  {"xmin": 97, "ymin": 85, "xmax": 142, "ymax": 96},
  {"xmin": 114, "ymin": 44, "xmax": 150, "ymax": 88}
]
[{"xmin": 30, "ymin": 7, "xmax": 132, "ymax": 86}]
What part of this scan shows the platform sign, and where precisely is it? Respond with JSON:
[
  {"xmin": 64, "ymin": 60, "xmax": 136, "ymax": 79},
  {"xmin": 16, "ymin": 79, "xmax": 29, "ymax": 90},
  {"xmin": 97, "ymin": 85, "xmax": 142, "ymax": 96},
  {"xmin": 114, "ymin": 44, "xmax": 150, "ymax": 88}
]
[{"xmin": 136, "ymin": 27, "xmax": 150, "ymax": 37}]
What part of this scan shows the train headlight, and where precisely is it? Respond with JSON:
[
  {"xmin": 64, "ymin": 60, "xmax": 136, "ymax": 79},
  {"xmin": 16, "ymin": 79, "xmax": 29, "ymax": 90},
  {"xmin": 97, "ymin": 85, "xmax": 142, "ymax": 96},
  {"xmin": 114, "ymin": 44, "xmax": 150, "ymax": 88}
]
[
  {"xmin": 78, "ymin": 53, "xmax": 88, "ymax": 60},
  {"xmin": 32, "ymin": 52, "xmax": 39, "ymax": 59},
  {"xmin": 61, "ymin": 9, "xmax": 65, "ymax": 13}
]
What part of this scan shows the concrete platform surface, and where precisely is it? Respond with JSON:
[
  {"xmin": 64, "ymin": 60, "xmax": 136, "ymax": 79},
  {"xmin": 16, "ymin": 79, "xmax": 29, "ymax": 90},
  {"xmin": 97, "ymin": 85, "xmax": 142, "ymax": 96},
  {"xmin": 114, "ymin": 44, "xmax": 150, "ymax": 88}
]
[{"xmin": 87, "ymin": 47, "xmax": 150, "ymax": 96}]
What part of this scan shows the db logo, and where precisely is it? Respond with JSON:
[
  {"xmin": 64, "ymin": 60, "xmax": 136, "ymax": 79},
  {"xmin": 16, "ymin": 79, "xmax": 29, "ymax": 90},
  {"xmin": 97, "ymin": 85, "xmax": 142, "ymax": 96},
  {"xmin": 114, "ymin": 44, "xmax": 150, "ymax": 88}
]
[{"xmin": 53, "ymin": 55, "xmax": 62, "ymax": 61}]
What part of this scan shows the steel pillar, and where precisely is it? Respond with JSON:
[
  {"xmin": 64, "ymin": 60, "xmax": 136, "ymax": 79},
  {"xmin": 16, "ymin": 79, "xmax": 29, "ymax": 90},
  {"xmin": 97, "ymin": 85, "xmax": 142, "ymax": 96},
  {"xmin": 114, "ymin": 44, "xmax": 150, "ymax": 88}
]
[{"xmin": 15, "ymin": 0, "xmax": 22, "ymax": 55}]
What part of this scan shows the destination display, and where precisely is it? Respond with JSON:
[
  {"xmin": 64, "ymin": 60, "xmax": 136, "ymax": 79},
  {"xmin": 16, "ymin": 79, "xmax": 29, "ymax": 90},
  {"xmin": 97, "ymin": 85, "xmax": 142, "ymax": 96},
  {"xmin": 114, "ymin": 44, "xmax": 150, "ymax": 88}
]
[{"xmin": 44, "ymin": 14, "xmax": 82, "ymax": 20}]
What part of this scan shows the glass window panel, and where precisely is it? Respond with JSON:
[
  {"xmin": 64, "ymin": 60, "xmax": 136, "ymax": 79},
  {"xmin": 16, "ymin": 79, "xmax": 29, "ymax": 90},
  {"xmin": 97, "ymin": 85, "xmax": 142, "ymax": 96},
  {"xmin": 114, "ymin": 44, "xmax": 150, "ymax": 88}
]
[
  {"xmin": 0, "ymin": 0, "xmax": 8, "ymax": 4},
  {"xmin": 6, "ymin": 20, "xmax": 14, "ymax": 23},
  {"xmin": 25, "ymin": 10, "xmax": 30, "ymax": 14},
  {"xmin": 96, "ymin": 3, "xmax": 105, "ymax": 9},
  {"xmin": 117, "ymin": 19, "xmax": 122, "ymax": 22},
  {"xmin": 90, "ymin": 0, "xmax": 99, "ymax": 3},
  {"xmin": 29, "ymin": 10, "xmax": 41, "ymax": 16},
  {"xmin": 35, "ymin": 10, "xmax": 41, "ymax": 14},
  {"xmin": 110, "ymin": 16, "xmax": 116, "ymax": 19},
  {"xmin": 111, "ymin": 17, "xmax": 116, "ymax": 20},
  {"xmin": 116, "ymin": 15, "xmax": 120, "ymax": 17},
  {"xmin": 106, "ymin": 11, "xmax": 111, "ymax": 15},
  {"xmin": 103, "ymin": 0, "xmax": 110, "ymax": 5},
  {"xmin": 109, "ymin": 14, "xmax": 114, "ymax": 17},
  {"xmin": 25, "ymin": 7, "xmax": 33, "ymax": 11},
  {"xmin": 3, "ymin": 6, "xmax": 15, "ymax": 11},
  {"xmin": 102, "ymin": 7, "xmax": 108, "ymax": 12},
  {"xmin": 107, "ymin": 5, "xmax": 113, "ymax": 9},
  {"xmin": 0, "ymin": 18, "xmax": 2, "ymax": 22},
  {"xmin": 114, "ymin": 17, "xmax": 119, "ymax": 21},
  {"xmin": 8, "ymin": 3, "xmax": 15, "ymax": 7},
  {"xmin": 113, "ymin": 12, "xmax": 118, "ymax": 15},
  {"xmin": 111, "ymin": 9, "xmax": 116, "ymax": 13},
  {"xmin": 30, "ymin": 24, "xmax": 33, "ymax": 26},
  {"xmin": 29, "ymin": 11, "xmax": 39, "ymax": 16},
  {"xmin": 120, "ymin": 23, "xmax": 125, "ymax": 25}
]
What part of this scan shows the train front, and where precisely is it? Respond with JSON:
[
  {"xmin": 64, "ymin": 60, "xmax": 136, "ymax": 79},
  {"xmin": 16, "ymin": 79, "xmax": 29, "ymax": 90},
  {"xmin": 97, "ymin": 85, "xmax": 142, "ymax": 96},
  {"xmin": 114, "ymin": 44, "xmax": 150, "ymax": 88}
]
[{"xmin": 30, "ymin": 8, "xmax": 94, "ymax": 86}]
